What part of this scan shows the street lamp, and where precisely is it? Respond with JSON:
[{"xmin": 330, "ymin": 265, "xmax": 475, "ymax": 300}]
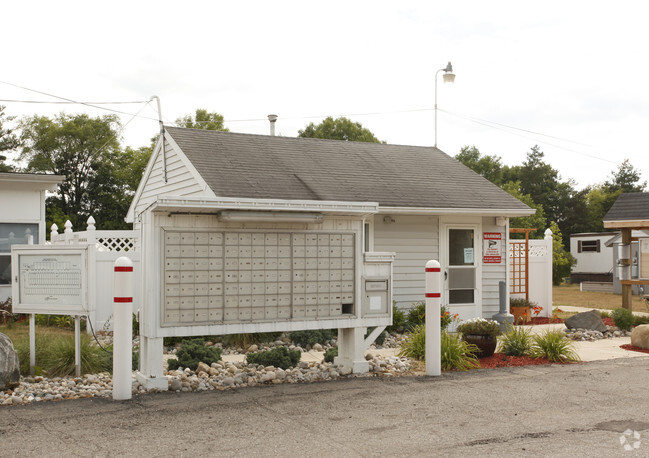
[{"xmin": 435, "ymin": 61, "xmax": 455, "ymax": 148}]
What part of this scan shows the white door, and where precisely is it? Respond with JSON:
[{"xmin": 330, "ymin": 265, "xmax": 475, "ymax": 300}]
[{"xmin": 441, "ymin": 222, "xmax": 481, "ymax": 320}]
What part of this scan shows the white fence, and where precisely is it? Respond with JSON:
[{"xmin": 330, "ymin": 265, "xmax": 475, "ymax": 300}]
[
  {"xmin": 50, "ymin": 217, "xmax": 140, "ymax": 331},
  {"xmin": 509, "ymin": 229, "xmax": 553, "ymax": 318}
]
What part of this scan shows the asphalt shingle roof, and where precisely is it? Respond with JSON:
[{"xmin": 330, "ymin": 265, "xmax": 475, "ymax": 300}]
[
  {"xmin": 603, "ymin": 192, "xmax": 649, "ymax": 222},
  {"xmin": 166, "ymin": 127, "xmax": 531, "ymax": 212}
]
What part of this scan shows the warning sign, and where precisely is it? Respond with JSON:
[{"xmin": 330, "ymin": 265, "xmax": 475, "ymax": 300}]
[{"xmin": 483, "ymin": 232, "xmax": 502, "ymax": 264}]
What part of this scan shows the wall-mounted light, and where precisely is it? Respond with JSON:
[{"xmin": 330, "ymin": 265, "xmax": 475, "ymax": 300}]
[
  {"xmin": 383, "ymin": 216, "xmax": 395, "ymax": 224},
  {"xmin": 496, "ymin": 216, "xmax": 507, "ymax": 227},
  {"xmin": 218, "ymin": 210, "xmax": 324, "ymax": 223}
]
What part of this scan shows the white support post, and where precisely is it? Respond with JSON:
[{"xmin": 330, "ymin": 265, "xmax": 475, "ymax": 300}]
[
  {"xmin": 74, "ymin": 315, "xmax": 81, "ymax": 377},
  {"xmin": 544, "ymin": 228, "xmax": 553, "ymax": 318},
  {"xmin": 334, "ymin": 327, "xmax": 370, "ymax": 374},
  {"xmin": 29, "ymin": 314, "xmax": 35, "ymax": 376},
  {"xmin": 113, "ymin": 257, "xmax": 134, "ymax": 400},
  {"xmin": 425, "ymin": 260, "xmax": 441, "ymax": 376}
]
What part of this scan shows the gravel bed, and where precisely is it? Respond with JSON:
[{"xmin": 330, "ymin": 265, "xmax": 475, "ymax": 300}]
[
  {"xmin": 1, "ymin": 332, "xmax": 412, "ymax": 407},
  {"xmin": 563, "ymin": 325, "xmax": 631, "ymax": 341}
]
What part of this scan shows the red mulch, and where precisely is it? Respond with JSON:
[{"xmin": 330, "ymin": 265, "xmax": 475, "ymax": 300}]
[
  {"xmin": 478, "ymin": 353, "xmax": 552, "ymax": 369},
  {"xmin": 620, "ymin": 344, "xmax": 649, "ymax": 354},
  {"xmin": 525, "ymin": 316, "xmax": 616, "ymax": 327},
  {"xmin": 527, "ymin": 316, "xmax": 564, "ymax": 325}
]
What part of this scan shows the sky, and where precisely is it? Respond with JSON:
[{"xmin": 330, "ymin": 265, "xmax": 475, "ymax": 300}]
[{"xmin": 3, "ymin": 1, "xmax": 648, "ymax": 190}]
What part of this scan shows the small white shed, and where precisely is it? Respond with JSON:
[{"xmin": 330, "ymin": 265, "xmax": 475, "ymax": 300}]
[
  {"xmin": 127, "ymin": 127, "xmax": 534, "ymax": 387},
  {"xmin": 0, "ymin": 172, "xmax": 63, "ymax": 302},
  {"xmin": 569, "ymin": 232, "xmax": 616, "ymax": 283}
]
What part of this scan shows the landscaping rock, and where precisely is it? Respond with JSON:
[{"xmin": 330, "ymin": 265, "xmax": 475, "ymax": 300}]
[
  {"xmin": 631, "ymin": 325, "xmax": 649, "ymax": 349},
  {"xmin": 565, "ymin": 310, "xmax": 607, "ymax": 332},
  {"xmin": 0, "ymin": 332, "xmax": 20, "ymax": 390}
]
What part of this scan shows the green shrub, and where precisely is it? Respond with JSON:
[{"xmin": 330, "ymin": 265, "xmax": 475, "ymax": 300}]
[
  {"xmin": 132, "ymin": 313, "xmax": 140, "ymax": 337},
  {"xmin": 387, "ymin": 304, "xmax": 406, "ymax": 333},
  {"xmin": 510, "ymin": 298, "xmax": 532, "ymax": 308},
  {"xmin": 14, "ymin": 332, "xmax": 109, "ymax": 376},
  {"xmin": 405, "ymin": 302, "xmax": 453, "ymax": 331},
  {"xmin": 167, "ymin": 338, "xmax": 222, "ymax": 372},
  {"xmin": 98, "ymin": 345, "xmax": 139, "ymax": 373},
  {"xmin": 530, "ymin": 330, "xmax": 579, "ymax": 363},
  {"xmin": 633, "ymin": 315, "xmax": 649, "ymax": 326},
  {"xmin": 599, "ymin": 310, "xmax": 610, "ymax": 318},
  {"xmin": 398, "ymin": 324, "xmax": 426, "ymax": 360},
  {"xmin": 324, "ymin": 347, "xmax": 338, "ymax": 363},
  {"xmin": 366, "ymin": 327, "xmax": 387, "ymax": 346},
  {"xmin": 222, "ymin": 332, "xmax": 283, "ymax": 348},
  {"xmin": 246, "ymin": 346, "xmax": 301, "ymax": 370},
  {"xmin": 397, "ymin": 325, "xmax": 479, "ymax": 371},
  {"xmin": 290, "ymin": 329, "xmax": 335, "ymax": 348},
  {"xmin": 499, "ymin": 326, "xmax": 533, "ymax": 357},
  {"xmin": 441, "ymin": 332, "xmax": 480, "ymax": 371},
  {"xmin": 611, "ymin": 308, "xmax": 634, "ymax": 331},
  {"xmin": 440, "ymin": 305, "xmax": 453, "ymax": 331},
  {"xmin": 406, "ymin": 302, "xmax": 426, "ymax": 329}
]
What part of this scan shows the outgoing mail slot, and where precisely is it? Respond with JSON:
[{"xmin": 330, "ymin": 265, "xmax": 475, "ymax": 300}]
[{"xmin": 365, "ymin": 280, "xmax": 388, "ymax": 292}]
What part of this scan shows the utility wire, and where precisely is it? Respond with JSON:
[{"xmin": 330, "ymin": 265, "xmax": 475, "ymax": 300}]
[
  {"xmin": 438, "ymin": 108, "xmax": 604, "ymax": 150},
  {"xmin": 0, "ymin": 99, "xmax": 149, "ymax": 105},
  {"xmin": 438, "ymin": 108, "xmax": 619, "ymax": 165},
  {"xmin": 0, "ymin": 80, "xmax": 158, "ymax": 121}
]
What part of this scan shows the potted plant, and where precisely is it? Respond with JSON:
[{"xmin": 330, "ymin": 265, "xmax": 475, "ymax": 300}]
[
  {"xmin": 510, "ymin": 298, "xmax": 533, "ymax": 324},
  {"xmin": 456, "ymin": 318, "xmax": 502, "ymax": 358}
]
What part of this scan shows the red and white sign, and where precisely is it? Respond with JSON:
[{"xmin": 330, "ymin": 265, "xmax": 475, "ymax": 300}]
[{"xmin": 483, "ymin": 232, "xmax": 502, "ymax": 264}]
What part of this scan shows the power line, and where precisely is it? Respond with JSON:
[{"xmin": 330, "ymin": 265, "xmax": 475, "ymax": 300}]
[
  {"xmin": 0, "ymin": 80, "xmax": 158, "ymax": 121},
  {"xmin": 438, "ymin": 108, "xmax": 619, "ymax": 165},
  {"xmin": 438, "ymin": 108, "xmax": 603, "ymax": 150},
  {"xmin": 0, "ymin": 99, "xmax": 149, "ymax": 104}
]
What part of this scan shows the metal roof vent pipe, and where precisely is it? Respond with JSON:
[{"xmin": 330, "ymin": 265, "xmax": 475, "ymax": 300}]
[{"xmin": 268, "ymin": 114, "xmax": 278, "ymax": 136}]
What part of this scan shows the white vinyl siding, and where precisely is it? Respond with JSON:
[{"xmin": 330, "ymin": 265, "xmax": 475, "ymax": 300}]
[
  {"xmin": 481, "ymin": 217, "xmax": 506, "ymax": 317},
  {"xmin": 373, "ymin": 215, "xmax": 438, "ymax": 309},
  {"xmin": 135, "ymin": 140, "xmax": 213, "ymax": 219}
]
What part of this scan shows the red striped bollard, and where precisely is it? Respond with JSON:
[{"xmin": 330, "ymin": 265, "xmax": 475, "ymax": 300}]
[
  {"xmin": 425, "ymin": 260, "xmax": 441, "ymax": 376},
  {"xmin": 113, "ymin": 257, "xmax": 133, "ymax": 400}
]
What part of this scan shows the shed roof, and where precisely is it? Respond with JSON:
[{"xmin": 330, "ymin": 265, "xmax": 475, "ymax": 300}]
[
  {"xmin": 603, "ymin": 192, "xmax": 649, "ymax": 228},
  {"xmin": 165, "ymin": 127, "xmax": 532, "ymax": 214}
]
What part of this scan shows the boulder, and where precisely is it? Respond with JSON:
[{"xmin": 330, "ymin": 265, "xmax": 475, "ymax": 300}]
[
  {"xmin": 0, "ymin": 332, "xmax": 20, "ymax": 390},
  {"xmin": 564, "ymin": 310, "xmax": 608, "ymax": 332},
  {"xmin": 631, "ymin": 325, "xmax": 649, "ymax": 349}
]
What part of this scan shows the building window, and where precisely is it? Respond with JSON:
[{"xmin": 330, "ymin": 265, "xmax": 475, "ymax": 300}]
[
  {"xmin": 0, "ymin": 223, "xmax": 39, "ymax": 285},
  {"xmin": 578, "ymin": 239, "xmax": 600, "ymax": 253}
]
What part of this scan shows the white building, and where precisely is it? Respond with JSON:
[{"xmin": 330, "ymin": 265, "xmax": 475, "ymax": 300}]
[
  {"xmin": 0, "ymin": 172, "xmax": 64, "ymax": 302},
  {"xmin": 569, "ymin": 232, "xmax": 616, "ymax": 283}
]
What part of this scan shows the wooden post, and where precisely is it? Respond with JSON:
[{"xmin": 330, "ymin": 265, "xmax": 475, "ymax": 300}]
[{"xmin": 622, "ymin": 228, "xmax": 633, "ymax": 310}]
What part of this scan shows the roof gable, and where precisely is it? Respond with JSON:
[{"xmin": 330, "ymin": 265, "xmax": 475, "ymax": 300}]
[
  {"xmin": 163, "ymin": 127, "xmax": 531, "ymax": 213},
  {"xmin": 604, "ymin": 192, "xmax": 649, "ymax": 224}
]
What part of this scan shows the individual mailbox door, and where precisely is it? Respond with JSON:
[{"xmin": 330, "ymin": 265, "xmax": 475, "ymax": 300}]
[{"xmin": 362, "ymin": 279, "xmax": 389, "ymax": 316}]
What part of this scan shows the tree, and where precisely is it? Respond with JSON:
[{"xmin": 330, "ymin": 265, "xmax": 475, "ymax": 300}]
[
  {"xmin": 298, "ymin": 116, "xmax": 383, "ymax": 143},
  {"xmin": 548, "ymin": 221, "xmax": 576, "ymax": 285},
  {"xmin": 19, "ymin": 113, "xmax": 122, "ymax": 229},
  {"xmin": 604, "ymin": 159, "xmax": 646, "ymax": 193},
  {"xmin": 501, "ymin": 181, "xmax": 547, "ymax": 238},
  {"xmin": 0, "ymin": 106, "xmax": 19, "ymax": 171},
  {"xmin": 175, "ymin": 109, "xmax": 229, "ymax": 131},
  {"xmin": 454, "ymin": 146, "xmax": 505, "ymax": 185}
]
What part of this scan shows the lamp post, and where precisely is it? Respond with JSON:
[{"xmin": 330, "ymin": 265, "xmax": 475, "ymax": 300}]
[{"xmin": 435, "ymin": 61, "xmax": 455, "ymax": 148}]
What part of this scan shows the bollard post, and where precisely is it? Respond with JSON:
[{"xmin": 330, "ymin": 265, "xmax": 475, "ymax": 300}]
[
  {"xmin": 425, "ymin": 260, "xmax": 441, "ymax": 376},
  {"xmin": 113, "ymin": 257, "xmax": 133, "ymax": 400}
]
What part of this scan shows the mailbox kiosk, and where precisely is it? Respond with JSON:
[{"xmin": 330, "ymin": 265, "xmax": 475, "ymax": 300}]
[{"xmin": 136, "ymin": 197, "xmax": 394, "ymax": 389}]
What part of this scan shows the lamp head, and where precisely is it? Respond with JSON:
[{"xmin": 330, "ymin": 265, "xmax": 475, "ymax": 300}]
[{"xmin": 443, "ymin": 61, "xmax": 455, "ymax": 83}]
